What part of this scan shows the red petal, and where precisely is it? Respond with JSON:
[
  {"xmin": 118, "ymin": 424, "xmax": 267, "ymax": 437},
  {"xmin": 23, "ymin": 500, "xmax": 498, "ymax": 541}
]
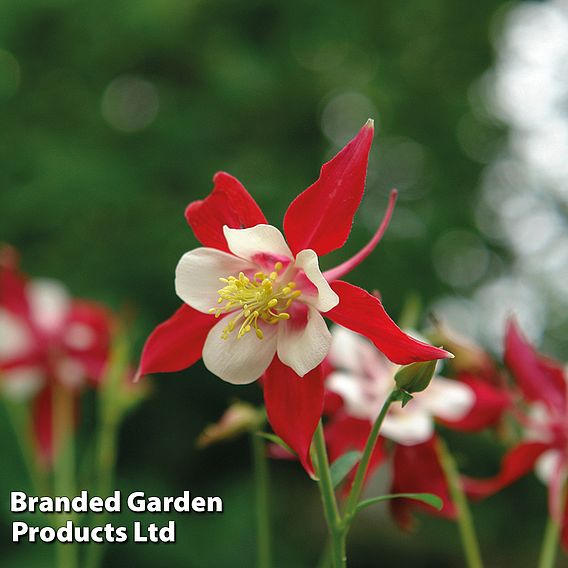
[
  {"xmin": 438, "ymin": 373, "xmax": 510, "ymax": 432},
  {"xmin": 137, "ymin": 304, "xmax": 215, "ymax": 378},
  {"xmin": 0, "ymin": 246, "xmax": 30, "ymax": 319},
  {"xmin": 263, "ymin": 357, "xmax": 324, "ymax": 477},
  {"xmin": 505, "ymin": 318, "xmax": 566, "ymax": 413},
  {"xmin": 185, "ymin": 172, "xmax": 267, "ymax": 252},
  {"xmin": 390, "ymin": 436, "xmax": 455, "ymax": 530},
  {"xmin": 326, "ymin": 281, "xmax": 452, "ymax": 364},
  {"xmin": 463, "ymin": 441, "xmax": 550, "ymax": 500},
  {"xmin": 283, "ymin": 121, "xmax": 374, "ymax": 257}
]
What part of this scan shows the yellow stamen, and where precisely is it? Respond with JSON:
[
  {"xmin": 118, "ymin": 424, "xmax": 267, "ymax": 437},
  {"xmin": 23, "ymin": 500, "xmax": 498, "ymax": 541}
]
[{"xmin": 211, "ymin": 262, "xmax": 301, "ymax": 340}]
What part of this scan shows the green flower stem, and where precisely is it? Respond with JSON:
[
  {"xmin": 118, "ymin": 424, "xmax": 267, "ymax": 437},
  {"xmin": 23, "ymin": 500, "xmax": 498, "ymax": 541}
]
[
  {"xmin": 313, "ymin": 422, "xmax": 346, "ymax": 568},
  {"xmin": 84, "ymin": 396, "xmax": 121, "ymax": 568},
  {"xmin": 343, "ymin": 390, "xmax": 398, "ymax": 524},
  {"xmin": 538, "ymin": 511, "xmax": 562, "ymax": 568},
  {"xmin": 436, "ymin": 438, "xmax": 484, "ymax": 568},
  {"xmin": 3, "ymin": 398, "xmax": 48, "ymax": 497},
  {"xmin": 53, "ymin": 384, "xmax": 78, "ymax": 568},
  {"xmin": 251, "ymin": 431, "xmax": 271, "ymax": 568}
]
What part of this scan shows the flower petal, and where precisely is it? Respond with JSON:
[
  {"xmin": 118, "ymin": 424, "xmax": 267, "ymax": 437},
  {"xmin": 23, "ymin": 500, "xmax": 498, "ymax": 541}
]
[
  {"xmin": 263, "ymin": 357, "xmax": 324, "ymax": 477},
  {"xmin": 27, "ymin": 279, "xmax": 70, "ymax": 335},
  {"xmin": 175, "ymin": 248, "xmax": 255, "ymax": 313},
  {"xmin": 390, "ymin": 436, "xmax": 455, "ymax": 530},
  {"xmin": 284, "ymin": 120, "xmax": 374, "ymax": 256},
  {"xmin": 137, "ymin": 304, "xmax": 216, "ymax": 378},
  {"xmin": 439, "ymin": 373, "xmax": 510, "ymax": 432},
  {"xmin": 202, "ymin": 317, "xmax": 277, "ymax": 384},
  {"xmin": 382, "ymin": 409, "xmax": 434, "ymax": 446},
  {"xmin": 185, "ymin": 172, "xmax": 267, "ymax": 252},
  {"xmin": 326, "ymin": 281, "xmax": 452, "ymax": 364},
  {"xmin": 420, "ymin": 377, "xmax": 475, "ymax": 423},
  {"xmin": 0, "ymin": 246, "xmax": 30, "ymax": 319},
  {"xmin": 223, "ymin": 225, "xmax": 293, "ymax": 263},
  {"xmin": 463, "ymin": 441, "xmax": 551, "ymax": 499},
  {"xmin": 294, "ymin": 249, "xmax": 339, "ymax": 312},
  {"xmin": 505, "ymin": 318, "xmax": 566, "ymax": 413},
  {"xmin": 326, "ymin": 371, "xmax": 372, "ymax": 419},
  {"xmin": 277, "ymin": 306, "xmax": 331, "ymax": 377},
  {"xmin": 0, "ymin": 308, "xmax": 34, "ymax": 361}
]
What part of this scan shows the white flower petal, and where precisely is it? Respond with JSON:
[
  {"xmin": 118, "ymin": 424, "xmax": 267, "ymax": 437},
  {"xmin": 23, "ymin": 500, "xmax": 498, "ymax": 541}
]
[
  {"xmin": 277, "ymin": 306, "xmax": 331, "ymax": 377},
  {"xmin": 0, "ymin": 367, "xmax": 44, "ymax": 401},
  {"xmin": 28, "ymin": 279, "xmax": 70, "ymax": 335},
  {"xmin": 0, "ymin": 309, "xmax": 33, "ymax": 360},
  {"xmin": 326, "ymin": 371, "xmax": 376, "ymax": 419},
  {"xmin": 175, "ymin": 248, "xmax": 255, "ymax": 313},
  {"xmin": 535, "ymin": 449, "xmax": 563, "ymax": 486},
  {"xmin": 294, "ymin": 249, "xmax": 339, "ymax": 312},
  {"xmin": 223, "ymin": 225, "xmax": 293, "ymax": 262},
  {"xmin": 202, "ymin": 316, "xmax": 277, "ymax": 384},
  {"xmin": 420, "ymin": 377, "xmax": 476, "ymax": 422},
  {"xmin": 382, "ymin": 409, "xmax": 434, "ymax": 446}
]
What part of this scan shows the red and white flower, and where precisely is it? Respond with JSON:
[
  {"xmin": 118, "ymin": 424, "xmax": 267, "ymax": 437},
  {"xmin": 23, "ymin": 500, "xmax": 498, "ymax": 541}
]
[
  {"xmin": 138, "ymin": 121, "xmax": 452, "ymax": 474},
  {"xmin": 464, "ymin": 318, "xmax": 568, "ymax": 550},
  {"xmin": 0, "ymin": 246, "xmax": 113, "ymax": 464}
]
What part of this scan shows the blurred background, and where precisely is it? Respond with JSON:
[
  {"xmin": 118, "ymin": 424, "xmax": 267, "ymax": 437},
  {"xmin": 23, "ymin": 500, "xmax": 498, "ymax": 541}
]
[{"xmin": 1, "ymin": 0, "xmax": 567, "ymax": 566}]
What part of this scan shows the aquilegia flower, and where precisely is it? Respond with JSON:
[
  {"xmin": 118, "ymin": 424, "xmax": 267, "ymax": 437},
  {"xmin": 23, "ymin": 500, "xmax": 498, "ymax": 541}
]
[
  {"xmin": 465, "ymin": 318, "xmax": 568, "ymax": 550},
  {"xmin": 324, "ymin": 325, "xmax": 509, "ymax": 526},
  {"xmin": 138, "ymin": 121, "xmax": 451, "ymax": 473},
  {"xmin": 0, "ymin": 246, "xmax": 113, "ymax": 464}
]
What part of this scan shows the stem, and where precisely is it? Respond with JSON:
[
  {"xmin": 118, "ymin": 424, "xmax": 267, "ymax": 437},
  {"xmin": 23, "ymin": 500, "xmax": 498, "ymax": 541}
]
[
  {"xmin": 313, "ymin": 423, "xmax": 346, "ymax": 568},
  {"xmin": 538, "ymin": 514, "xmax": 561, "ymax": 568},
  {"xmin": 251, "ymin": 432, "xmax": 271, "ymax": 568},
  {"xmin": 344, "ymin": 390, "xmax": 398, "ymax": 522},
  {"xmin": 436, "ymin": 438, "xmax": 484, "ymax": 568},
  {"xmin": 2, "ymin": 398, "xmax": 48, "ymax": 496},
  {"xmin": 84, "ymin": 395, "xmax": 121, "ymax": 568},
  {"xmin": 53, "ymin": 384, "xmax": 78, "ymax": 568}
]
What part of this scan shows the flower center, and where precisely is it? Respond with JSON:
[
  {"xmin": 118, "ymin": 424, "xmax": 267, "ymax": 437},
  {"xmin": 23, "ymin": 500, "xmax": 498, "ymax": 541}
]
[{"xmin": 209, "ymin": 261, "xmax": 301, "ymax": 340}]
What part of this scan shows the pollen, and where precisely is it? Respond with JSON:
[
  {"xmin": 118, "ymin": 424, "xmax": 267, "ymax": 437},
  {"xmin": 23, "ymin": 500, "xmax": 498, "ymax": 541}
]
[{"xmin": 209, "ymin": 262, "xmax": 300, "ymax": 340}]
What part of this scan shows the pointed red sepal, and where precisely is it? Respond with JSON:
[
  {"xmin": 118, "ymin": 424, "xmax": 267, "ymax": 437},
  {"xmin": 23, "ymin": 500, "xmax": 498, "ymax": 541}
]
[
  {"xmin": 263, "ymin": 357, "xmax": 324, "ymax": 477},
  {"xmin": 0, "ymin": 245, "xmax": 30, "ymax": 319},
  {"xmin": 283, "ymin": 120, "xmax": 374, "ymax": 257},
  {"xmin": 185, "ymin": 172, "xmax": 267, "ymax": 252},
  {"xmin": 137, "ymin": 304, "xmax": 215, "ymax": 379},
  {"xmin": 326, "ymin": 281, "xmax": 452, "ymax": 365},
  {"xmin": 505, "ymin": 318, "xmax": 566, "ymax": 413},
  {"xmin": 438, "ymin": 373, "xmax": 510, "ymax": 432},
  {"xmin": 463, "ymin": 441, "xmax": 551, "ymax": 500},
  {"xmin": 390, "ymin": 436, "xmax": 455, "ymax": 530}
]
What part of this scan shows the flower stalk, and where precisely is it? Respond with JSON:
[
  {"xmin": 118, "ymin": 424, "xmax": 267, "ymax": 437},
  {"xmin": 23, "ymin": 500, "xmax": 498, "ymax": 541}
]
[
  {"xmin": 436, "ymin": 438, "xmax": 484, "ymax": 568},
  {"xmin": 251, "ymin": 431, "xmax": 272, "ymax": 568}
]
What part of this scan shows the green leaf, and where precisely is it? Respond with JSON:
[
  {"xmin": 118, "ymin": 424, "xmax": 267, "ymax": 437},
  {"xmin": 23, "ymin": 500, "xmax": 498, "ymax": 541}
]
[
  {"xmin": 256, "ymin": 432, "xmax": 296, "ymax": 456},
  {"xmin": 330, "ymin": 451, "xmax": 362, "ymax": 488},
  {"xmin": 356, "ymin": 492, "xmax": 443, "ymax": 514}
]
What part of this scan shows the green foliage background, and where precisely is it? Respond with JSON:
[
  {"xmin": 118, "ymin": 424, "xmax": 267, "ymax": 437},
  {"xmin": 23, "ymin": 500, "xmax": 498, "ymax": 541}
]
[{"xmin": 2, "ymin": 1, "xmax": 564, "ymax": 567}]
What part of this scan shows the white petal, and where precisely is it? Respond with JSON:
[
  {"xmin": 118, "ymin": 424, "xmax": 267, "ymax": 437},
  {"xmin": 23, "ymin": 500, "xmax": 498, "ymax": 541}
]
[
  {"xmin": 294, "ymin": 249, "xmax": 339, "ymax": 312},
  {"xmin": 202, "ymin": 316, "xmax": 277, "ymax": 384},
  {"xmin": 223, "ymin": 225, "xmax": 293, "ymax": 262},
  {"xmin": 326, "ymin": 371, "xmax": 376, "ymax": 419},
  {"xmin": 382, "ymin": 408, "xmax": 434, "ymax": 446},
  {"xmin": 0, "ymin": 309, "xmax": 33, "ymax": 360},
  {"xmin": 535, "ymin": 450, "xmax": 563, "ymax": 486},
  {"xmin": 277, "ymin": 307, "xmax": 331, "ymax": 377},
  {"xmin": 0, "ymin": 367, "xmax": 44, "ymax": 401},
  {"xmin": 28, "ymin": 279, "xmax": 70, "ymax": 335},
  {"xmin": 420, "ymin": 377, "xmax": 475, "ymax": 422},
  {"xmin": 175, "ymin": 248, "xmax": 255, "ymax": 313}
]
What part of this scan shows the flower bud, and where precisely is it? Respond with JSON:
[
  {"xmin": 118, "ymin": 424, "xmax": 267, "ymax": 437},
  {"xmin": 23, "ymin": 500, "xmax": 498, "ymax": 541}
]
[
  {"xmin": 196, "ymin": 401, "xmax": 263, "ymax": 448},
  {"xmin": 394, "ymin": 360, "xmax": 437, "ymax": 394}
]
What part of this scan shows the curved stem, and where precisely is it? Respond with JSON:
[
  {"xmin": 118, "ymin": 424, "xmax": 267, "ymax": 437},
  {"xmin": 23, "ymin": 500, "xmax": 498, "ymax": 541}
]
[
  {"xmin": 538, "ymin": 514, "xmax": 561, "ymax": 568},
  {"xmin": 343, "ymin": 390, "xmax": 398, "ymax": 522},
  {"xmin": 313, "ymin": 423, "xmax": 346, "ymax": 568},
  {"xmin": 251, "ymin": 432, "xmax": 271, "ymax": 568},
  {"xmin": 53, "ymin": 384, "xmax": 78, "ymax": 568},
  {"xmin": 436, "ymin": 438, "xmax": 484, "ymax": 568}
]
